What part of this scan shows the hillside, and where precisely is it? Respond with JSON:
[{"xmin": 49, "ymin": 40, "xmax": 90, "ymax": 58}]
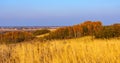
[{"xmin": 0, "ymin": 36, "xmax": 120, "ymax": 63}]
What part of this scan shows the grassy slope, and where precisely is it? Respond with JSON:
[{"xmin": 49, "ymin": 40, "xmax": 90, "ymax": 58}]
[{"xmin": 0, "ymin": 36, "xmax": 120, "ymax": 63}]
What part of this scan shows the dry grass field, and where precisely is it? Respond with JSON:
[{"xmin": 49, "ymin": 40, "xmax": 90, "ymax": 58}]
[{"xmin": 0, "ymin": 36, "xmax": 120, "ymax": 63}]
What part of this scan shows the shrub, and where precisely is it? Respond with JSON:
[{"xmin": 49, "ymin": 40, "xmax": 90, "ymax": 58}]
[
  {"xmin": 0, "ymin": 31, "xmax": 34, "ymax": 43},
  {"xmin": 33, "ymin": 29, "xmax": 50, "ymax": 36},
  {"xmin": 44, "ymin": 21, "xmax": 103, "ymax": 40},
  {"xmin": 112, "ymin": 24, "xmax": 120, "ymax": 37},
  {"xmin": 80, "ymin": 21, "xmax": 102, "ymax": 36},
  {"xmin": 44, "ymin": 27, "xmax": 71, "ymax": 39},
  {"xmin": 94, "ymin": 25, "xmax": 120, "ymax": 39}
]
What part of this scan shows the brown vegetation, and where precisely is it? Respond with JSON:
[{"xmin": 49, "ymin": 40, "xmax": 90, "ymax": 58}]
[
  {"xmin": 33, "ymin": 29, "xmax": 50, "ymax": 36},
  {"xmin": 0, "ymin": 31, "xmax": 34, "ymax": 44},
  {"xmin": 44, "ymin": 21, "xmax": 103, "ymax": 40},
  {"xmin": 0, "ymin": 21, "xmax": 119, "ymax": 43},
  {"xmin": 95, "ymin": 24, "xmax": 120, "ymax": 39}
]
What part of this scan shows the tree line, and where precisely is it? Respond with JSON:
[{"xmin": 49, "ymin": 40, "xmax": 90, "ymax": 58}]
[
  {"xmin": 0, "ymin": 29, "xmax": 50, "ymax": 44},
  {"xmin": 0, "ymin": 31, "xmax": 34, "ymax": 44},
  {"xmin": 95, "ymin": 24, "xmax": 120, "ymax": 39},
  {"xmin": 44, "ymin": 21, "xmax": 120, "ymax": 40},
  {"xmin": 0, "ymin": 21, "xmax": 120, "ymax": 44}
]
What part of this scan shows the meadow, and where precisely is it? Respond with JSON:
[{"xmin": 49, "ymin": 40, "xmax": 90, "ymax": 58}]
[{"xmin": 0, "ymin": 36, "xmax": 120, "ymax": 63}]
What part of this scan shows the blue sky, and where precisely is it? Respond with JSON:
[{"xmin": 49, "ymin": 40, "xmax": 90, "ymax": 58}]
[{"xmin": 0, "ymin": 0, "xmax": 120, "ymax": 26}]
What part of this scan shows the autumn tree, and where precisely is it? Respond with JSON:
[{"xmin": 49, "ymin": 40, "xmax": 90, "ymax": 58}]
[
  {"xmin": 0, "ymin": 31, "xmax": 34, "ymax": 44},
  {"xmin": 94, "ymin": 24, "xmax": 120, "ymax": 39},
  {"xmin": 44, "ymin": 21, "xmax": 103, "ymax": 40}
]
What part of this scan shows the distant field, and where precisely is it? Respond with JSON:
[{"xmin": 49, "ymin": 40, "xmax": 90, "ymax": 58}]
[
  {"xmin": 0, "ymin": 26, "xmax": 59, "ymax": 32},
  {"xmin": 0, "ymin": 36, "xmax": 120, "ymax": 63},
  {"xmin": 0, "ymin": 28, "xmax": 57, "ymax": 32}
]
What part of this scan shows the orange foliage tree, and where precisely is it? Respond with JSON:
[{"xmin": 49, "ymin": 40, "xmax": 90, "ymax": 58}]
[
  {"xmin": 0, "ymin": 31, "xmax": 34, "ymax": 43},
  {"xmin": 45, "ymin": 21, "xmax": 103, "ymax": 40},
  {"xmin": 94, "ymin": 23, "xmax": 120, "ymax": 39}
]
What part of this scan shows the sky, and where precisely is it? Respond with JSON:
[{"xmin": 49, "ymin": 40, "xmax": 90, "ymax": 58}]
[{"xmin": 0, "ymin": 0, "xmax": 120, "ymax": 26}]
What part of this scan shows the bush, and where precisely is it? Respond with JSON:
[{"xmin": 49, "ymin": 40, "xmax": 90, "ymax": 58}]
[
  {"xmin": 33, "ymin": 29, "xmax": 50, "ymax": 36},
  {"xmin": 44, "ymin": 21, "xmax": 103, "ymax": 40},
  {"xmin": 44, "ymin": 27, "xmax": 71, "ymax": 39},
  {"xmin": 44, "ymin": 21, "xmax": 119, "ymax": 40},
  {"xmin": 0, "ymin": 31, "xmax": 34, "ymax": 43},
  {"xmin": 94, "ymin": 25, "xmax": 120, "ymax": 39}
]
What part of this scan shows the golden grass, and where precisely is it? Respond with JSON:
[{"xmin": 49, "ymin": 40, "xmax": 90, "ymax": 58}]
[
  {"xmin": 0, "ymin": 36, "xmax": 120, "ymax": 63},
  {"xmin": 36, "ymin": 33, "xmax": 49, "ymax": 38}
]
